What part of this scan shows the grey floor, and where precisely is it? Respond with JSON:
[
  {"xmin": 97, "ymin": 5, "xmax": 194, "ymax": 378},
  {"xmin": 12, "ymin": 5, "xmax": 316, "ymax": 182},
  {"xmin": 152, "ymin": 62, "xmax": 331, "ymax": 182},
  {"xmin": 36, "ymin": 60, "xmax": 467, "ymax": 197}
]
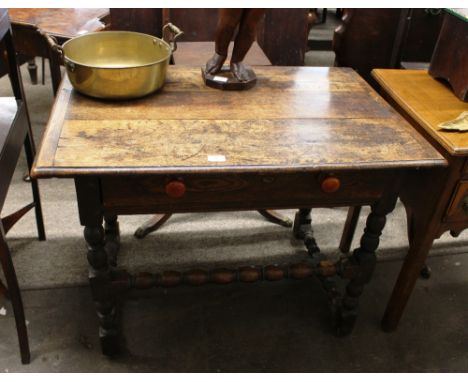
[{"xmin": 1, "ymin": 13, "xmax": 468, "ymax": 371}]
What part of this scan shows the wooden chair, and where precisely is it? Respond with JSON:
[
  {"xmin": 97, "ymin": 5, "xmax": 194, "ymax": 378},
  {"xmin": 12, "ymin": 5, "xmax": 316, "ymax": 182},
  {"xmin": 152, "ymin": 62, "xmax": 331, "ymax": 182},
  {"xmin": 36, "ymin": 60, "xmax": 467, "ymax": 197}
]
[{"xmin": 0, "ymin": 8, "xmax": 46, "ymax": 364}]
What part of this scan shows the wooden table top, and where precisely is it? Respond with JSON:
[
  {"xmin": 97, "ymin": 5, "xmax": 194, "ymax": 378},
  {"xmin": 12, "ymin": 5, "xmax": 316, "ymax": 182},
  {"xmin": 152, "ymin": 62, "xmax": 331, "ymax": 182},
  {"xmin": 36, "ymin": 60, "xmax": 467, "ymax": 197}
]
[
  {"xmin": 32, "ymin": 66, "xmax": 445, "ymax": 178},
  {"xmin": 173, "ymin": 41, "xmax": 271, "ymax": 66},
  {"xmin": 372, "ymin": 69, "xmax": 468, "ymax": 156},
  {"xmin": 8, "ymin": 8, "xmax": 108, "ymax": 38}
]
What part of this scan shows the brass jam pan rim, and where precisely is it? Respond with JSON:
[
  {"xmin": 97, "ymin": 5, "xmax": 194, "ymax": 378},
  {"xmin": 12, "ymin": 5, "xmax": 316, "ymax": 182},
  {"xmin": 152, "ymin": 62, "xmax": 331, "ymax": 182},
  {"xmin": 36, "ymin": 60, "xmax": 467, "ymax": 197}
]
[{"xmin": 61, "ymin": 30, "xmax": 172, "ymax": 70}]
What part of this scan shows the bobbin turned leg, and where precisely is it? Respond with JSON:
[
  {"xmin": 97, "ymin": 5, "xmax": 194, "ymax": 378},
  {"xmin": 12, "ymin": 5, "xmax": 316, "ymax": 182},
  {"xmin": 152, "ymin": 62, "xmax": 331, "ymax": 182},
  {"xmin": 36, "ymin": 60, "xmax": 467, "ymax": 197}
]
[
  {"xmin": 334, "ymin": 194, "xmax": 398, "ymax": 336},
  {"xmin": 293, "ymin": 208, "xmax": 320, "ymax": 256},
  {"xmin": 85, "ymin": 225, "xmax": 120, "ymax": 355},
  {"xmin": 104, "ymin": 215, "xmax": 120, "ymax": 267},
  {"xmin": 75, "ymin": 178, "xmax": 121, "ymax": 356}
]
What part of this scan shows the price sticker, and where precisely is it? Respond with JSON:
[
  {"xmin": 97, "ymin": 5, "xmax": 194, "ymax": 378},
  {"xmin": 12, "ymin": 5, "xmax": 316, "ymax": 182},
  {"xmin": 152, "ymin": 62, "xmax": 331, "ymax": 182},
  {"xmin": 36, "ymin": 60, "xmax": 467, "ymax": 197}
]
[{"xmin": 208, "ymin": 155, "xmax": 226, "ymax": 162}]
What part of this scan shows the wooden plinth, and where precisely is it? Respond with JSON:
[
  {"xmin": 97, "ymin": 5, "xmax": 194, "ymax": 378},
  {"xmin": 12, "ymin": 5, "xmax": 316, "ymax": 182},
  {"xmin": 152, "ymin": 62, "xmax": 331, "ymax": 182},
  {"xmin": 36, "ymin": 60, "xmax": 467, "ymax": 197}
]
[{"xmin": 201, "ymin": 66, "xmax": 257, "ymax": 91}]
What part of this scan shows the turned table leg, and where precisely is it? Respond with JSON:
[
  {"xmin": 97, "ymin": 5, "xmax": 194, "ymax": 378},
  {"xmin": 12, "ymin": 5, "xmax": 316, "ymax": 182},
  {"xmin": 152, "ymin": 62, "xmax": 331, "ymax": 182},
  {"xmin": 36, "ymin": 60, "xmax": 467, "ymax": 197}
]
[
  {"xmin": 104, "ymin": 215, "xmax": 120, "ymax": 267},
  {"xmin": 334, "ymin": 194, "xmax": 398, "ymax": 336},
  {"xmin": 85, "ymin": 224, "xmax": 120, "ymax": 355},
  {"xmin": 75, "ymin": 178, "xmax": 121, "ymax": 356},
  {"xmin": 293, "ymin": 208, "xmax": 320, "ymax": 255}
]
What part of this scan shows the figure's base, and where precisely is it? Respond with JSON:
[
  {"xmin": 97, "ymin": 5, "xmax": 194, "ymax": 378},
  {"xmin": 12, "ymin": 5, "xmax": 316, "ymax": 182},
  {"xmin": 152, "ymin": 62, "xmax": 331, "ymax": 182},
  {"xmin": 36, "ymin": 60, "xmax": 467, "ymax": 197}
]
[{"xmin": 201, "ymin": 66, "xmax": 257, "ymax": 91}]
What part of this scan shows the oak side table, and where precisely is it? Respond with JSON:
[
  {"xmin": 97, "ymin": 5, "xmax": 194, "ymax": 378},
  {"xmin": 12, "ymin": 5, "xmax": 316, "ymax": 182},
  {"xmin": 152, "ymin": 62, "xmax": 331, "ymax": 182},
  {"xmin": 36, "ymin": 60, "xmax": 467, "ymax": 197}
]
[{"xmin": 32, "ymin": 66, "xmax": 444, "ymax": 355}]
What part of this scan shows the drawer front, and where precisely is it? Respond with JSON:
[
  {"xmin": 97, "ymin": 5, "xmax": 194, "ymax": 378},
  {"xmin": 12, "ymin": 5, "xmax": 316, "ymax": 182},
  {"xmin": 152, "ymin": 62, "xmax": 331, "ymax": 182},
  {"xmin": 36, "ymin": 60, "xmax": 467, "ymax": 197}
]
[
  {"xmin": 446, "ymin": 181, "xmax": 468, "ymax": 222},
  {"xmin": 101, "ymin": 170, "xmax": 392, "ymax": 214}
]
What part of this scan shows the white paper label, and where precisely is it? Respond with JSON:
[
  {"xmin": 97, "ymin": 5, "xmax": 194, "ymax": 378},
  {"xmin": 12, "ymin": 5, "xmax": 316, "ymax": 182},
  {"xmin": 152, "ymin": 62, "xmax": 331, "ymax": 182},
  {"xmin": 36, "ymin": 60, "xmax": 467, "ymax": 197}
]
[
  {"xmin": 208, "ymin": 155, "xmax": 226, "ymax": 162},
  {"xmin": 213, "ymin": 76, "xmax": 228, "ymax": 83}
]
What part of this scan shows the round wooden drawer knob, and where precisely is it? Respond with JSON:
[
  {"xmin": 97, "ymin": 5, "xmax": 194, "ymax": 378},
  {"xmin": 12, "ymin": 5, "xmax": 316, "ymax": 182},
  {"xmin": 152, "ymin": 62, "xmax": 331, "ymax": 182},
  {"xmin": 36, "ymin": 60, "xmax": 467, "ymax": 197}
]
[
  {"xmin": 321, "ymin": 176, "xmax": 340, "ymax": 193},
  {"xmin": 165, "ymin": 180, "xmax": 186, "ymax": 198}
]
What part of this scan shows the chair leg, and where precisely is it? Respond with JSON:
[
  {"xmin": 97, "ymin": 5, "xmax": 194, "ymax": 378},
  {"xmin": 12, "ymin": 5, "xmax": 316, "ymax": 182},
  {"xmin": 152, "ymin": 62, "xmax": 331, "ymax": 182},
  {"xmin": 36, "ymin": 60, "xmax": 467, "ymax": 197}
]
[
  {"xmin": 0, "ymin": 232, "xmax": 30, "ymax": 364},
  {"xmin": 0, "ymin": 278, "xmax": 8, "ymax": 298},
  {"xmin": 23, "ymin": 133, "xmax": 46, "ymax": 241},
  {"xmin": 27, "ymin": 59, "xmax": 38, "ymax": 85},
  {"xmin": 134, "ymin": 213, "xmax": 173, "ymax": 239},
  {"xmin": 1, "ymin": 202, "xmax": 35, "ymax": 235},
  {"xmin": 257, "ymin": 209, "xmax": 293, "ymax": 228},
  {"xmin": 339, "ymin": 206, "xmax": 362, "ymax": 253}
]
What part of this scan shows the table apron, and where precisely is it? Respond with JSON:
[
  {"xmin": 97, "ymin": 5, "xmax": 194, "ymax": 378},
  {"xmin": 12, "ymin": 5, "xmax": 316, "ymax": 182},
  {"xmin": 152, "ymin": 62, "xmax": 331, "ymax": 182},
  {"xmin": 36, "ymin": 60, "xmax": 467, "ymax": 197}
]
[{"xmin": 97, "ymin": 169, "xmax": 401, "ymax": 215}]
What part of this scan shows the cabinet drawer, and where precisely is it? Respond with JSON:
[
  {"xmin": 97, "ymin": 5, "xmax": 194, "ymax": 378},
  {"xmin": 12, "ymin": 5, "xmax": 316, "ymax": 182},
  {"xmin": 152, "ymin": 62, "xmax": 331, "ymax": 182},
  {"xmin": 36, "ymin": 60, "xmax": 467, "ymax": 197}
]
[
  {"xmin": 100, "ymin": 170, "xmax": 391, "ymax": 214},
  {"xmin": 446, "ymin": 181, "xmax": 468, "ymax": 222}
]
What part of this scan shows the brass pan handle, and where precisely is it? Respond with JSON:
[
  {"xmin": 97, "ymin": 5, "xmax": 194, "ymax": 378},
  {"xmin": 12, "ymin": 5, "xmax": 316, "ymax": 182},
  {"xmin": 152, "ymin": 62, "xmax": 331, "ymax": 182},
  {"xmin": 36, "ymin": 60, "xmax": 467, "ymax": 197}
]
[
  {"xmin": 39, "ymin": 30, "xmax": 64, "ymax": 63},
  {"xmin": 162, "ymin": 23, "xmax": 184, "ymax": 53}
]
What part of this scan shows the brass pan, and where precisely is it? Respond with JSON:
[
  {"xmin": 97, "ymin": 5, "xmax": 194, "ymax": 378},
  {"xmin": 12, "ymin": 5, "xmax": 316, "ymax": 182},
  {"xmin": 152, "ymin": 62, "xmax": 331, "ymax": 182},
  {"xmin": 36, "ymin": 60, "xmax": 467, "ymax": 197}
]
[{"xmin": 43, "ymin": 24, "xmax": 183, "ymax": 99}]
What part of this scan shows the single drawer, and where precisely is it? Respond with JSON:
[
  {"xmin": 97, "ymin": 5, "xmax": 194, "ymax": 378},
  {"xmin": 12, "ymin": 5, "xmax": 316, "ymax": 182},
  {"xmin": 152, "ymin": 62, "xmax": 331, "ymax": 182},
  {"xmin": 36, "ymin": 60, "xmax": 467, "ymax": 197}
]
[
  {"xmin": 445, "ymin": 181, "xmax": 468, "ymax": 222},
  {"xmin": 100, "ymin": 170, "xmax": 393, "ymax": 215}
]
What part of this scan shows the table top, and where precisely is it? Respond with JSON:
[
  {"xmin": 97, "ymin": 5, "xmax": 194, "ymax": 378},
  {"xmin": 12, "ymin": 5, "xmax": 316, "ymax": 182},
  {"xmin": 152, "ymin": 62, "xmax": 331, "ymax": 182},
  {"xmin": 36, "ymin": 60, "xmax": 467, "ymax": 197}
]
[
  {"xmin": 8, "ymin": 8, "xmax": 108, "ymax": 38},
  {"xmin": 32, "ymin": 66, "xmax": 445, "ymax": 178},
  {"xmin": 372, "ymin": 69, "xmax": 468, "ymax": 156},
  {"xmin": 173, "ymin": 42, "xmax": 271, "ymax": 66}
]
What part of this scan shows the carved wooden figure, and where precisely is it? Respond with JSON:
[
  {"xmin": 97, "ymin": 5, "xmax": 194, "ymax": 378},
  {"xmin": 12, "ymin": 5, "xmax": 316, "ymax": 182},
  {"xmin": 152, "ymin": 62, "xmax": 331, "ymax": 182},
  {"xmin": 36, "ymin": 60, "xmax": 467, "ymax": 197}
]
[{"xmin": 203, "ymin": 9, "xmax": 265, "ymax": 90}]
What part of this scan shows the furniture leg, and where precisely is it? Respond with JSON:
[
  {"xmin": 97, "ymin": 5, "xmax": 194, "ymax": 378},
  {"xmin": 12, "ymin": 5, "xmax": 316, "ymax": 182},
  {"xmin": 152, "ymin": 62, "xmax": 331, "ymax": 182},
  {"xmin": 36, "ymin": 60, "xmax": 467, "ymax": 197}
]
[
  {"xmin": 1, "ymin": 202, "xmax": 35, "ymax": 235},
  {"xmin": 381, "ymin": 214, "xmax": 436, "ymax": 332},
  {"xmin": 75, "ymin": 178, "xmax": 121, "ymax": 355},
  {"xmin": 0, "ymin": 278, "xmax": 7, "ymax": 298},
  {"xmin": 104, "ymin": 214, "xmax": 120, "ymax": 267},
  {"xmin": 293, "ymin": 208, "xmax": 320, "ymax": 256},
  {"xmin": 23, "ymin": 132, "xmax": 46, "ymax": 241},
  {"xmin": 0, "ymin": 226, "xmax": 30, "ymax": 364},
  {"xmin": 85, "ymin": 223, "xmax": 121, "ymax": 356},
  {"xmin": 134, "ymin": 213, "xmax": 172, "ymax": 239},
  {"xmin": 420, "ymin": 264, "xmax": 431, "ymax": 279},
  {"xmin": 26, "ymin": 58, "xmax": 37, "ymax": 85},
  {"xmin": 334, "ymin": 193, "xmax": 398, "ymax": 336},
  {"xmin": 48, "ymin": 49, "xmax": 62, "ymax": 96},
  {"xmin": 86, "ymin": 223, "xmax": 120, "ymax": 354},
  {"xmin": 257, "ymin": 209, "xmax": 292, "ymax": 228},
  {"xmin": 339, "ymin": 205, "xmax": 362, "ymax": 253},
  {"xmin": 339, "ymin": 204, "xmax": 431, "ymax": 279},
  {"xmin": 41, "ymin": 57, "xmax": 45, "ymax": 85}
]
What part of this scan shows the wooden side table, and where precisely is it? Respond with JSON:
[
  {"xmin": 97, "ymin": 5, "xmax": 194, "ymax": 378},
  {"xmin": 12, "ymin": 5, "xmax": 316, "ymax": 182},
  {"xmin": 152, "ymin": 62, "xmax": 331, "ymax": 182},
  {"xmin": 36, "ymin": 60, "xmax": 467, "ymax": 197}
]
[
  {"xmin": 343, "ymin": 69, "xmax": 468, "ymax": 331},
  {"xmin": 7, "ymin": 8, "xmax": 109, "ymax": 94},
  {"xmin": 32, "ymin": 66, "xmax": 444, "ymax": 355}
]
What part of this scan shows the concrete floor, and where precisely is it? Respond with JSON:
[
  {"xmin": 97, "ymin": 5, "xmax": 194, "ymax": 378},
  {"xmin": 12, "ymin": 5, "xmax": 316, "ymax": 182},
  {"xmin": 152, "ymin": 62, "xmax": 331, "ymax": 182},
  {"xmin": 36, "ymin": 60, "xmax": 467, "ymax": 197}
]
[
  {"xmin": 1, "ymin": 252, "xmax": 467, "ymax": 372},
  {"xmin": 1, "ymin": 10, "xmax": 467, "ymax": 371}
]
